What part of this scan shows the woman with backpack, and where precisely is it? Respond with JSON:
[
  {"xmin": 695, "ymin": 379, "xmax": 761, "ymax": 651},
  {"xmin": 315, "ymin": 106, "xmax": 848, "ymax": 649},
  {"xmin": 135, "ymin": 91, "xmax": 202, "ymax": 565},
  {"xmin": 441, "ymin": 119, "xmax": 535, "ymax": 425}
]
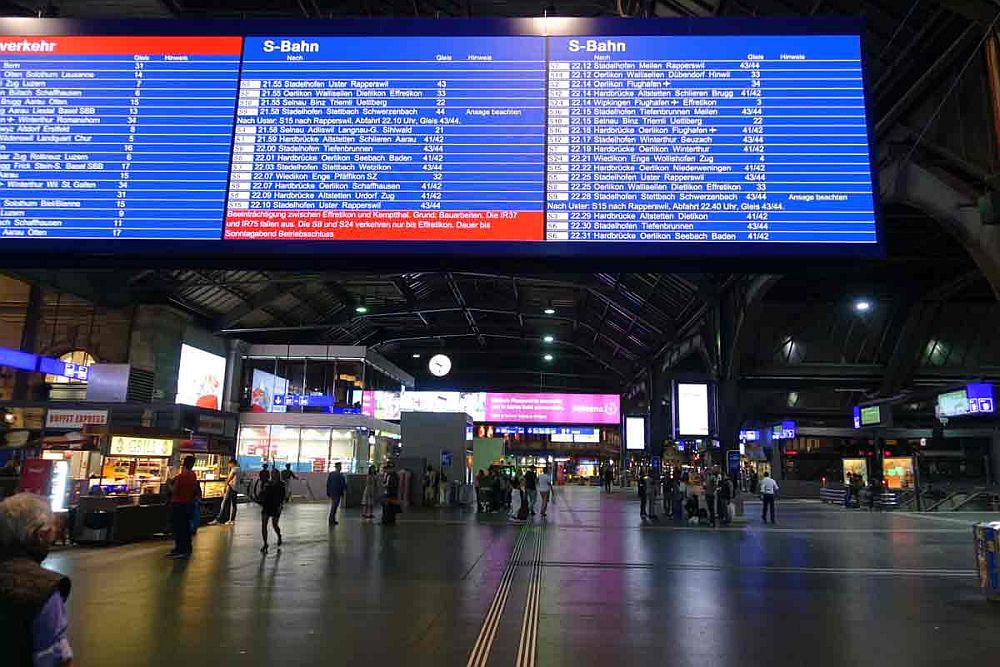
[{"xmin": 256, "ymin": 469, "xmax": 285, "ymax": 553}]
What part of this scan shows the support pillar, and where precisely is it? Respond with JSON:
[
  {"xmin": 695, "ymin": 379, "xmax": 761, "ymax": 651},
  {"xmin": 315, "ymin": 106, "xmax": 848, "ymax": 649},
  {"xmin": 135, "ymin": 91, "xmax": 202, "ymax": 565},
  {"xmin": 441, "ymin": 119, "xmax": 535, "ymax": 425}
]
[
  {"xmin": 128, "ymin": 305, "xmax": 189, "ymax": 402},
  {"xmin": 223, "ymin": 339, "xmax": 248, "ymax": 413},
  {"xmin": 648, "ymin": 363, "xmax": 669, "ymax": 473},
  {"xmin": 990, "ymin": 428, "xmax": 1000, "ymax": 486},
  {"xmin": 12, "ymin": 283, "xmax": 41, "ymax": 401}
]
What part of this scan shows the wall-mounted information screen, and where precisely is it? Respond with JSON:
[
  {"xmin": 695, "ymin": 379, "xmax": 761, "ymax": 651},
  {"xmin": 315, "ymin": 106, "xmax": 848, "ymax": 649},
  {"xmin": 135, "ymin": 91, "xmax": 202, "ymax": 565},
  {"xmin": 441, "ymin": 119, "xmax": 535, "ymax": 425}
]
[
  {"xmin": 0, "ymin": 20, "xmax": 879, "ymax": 256},
  {"xmin": 225, "ymin": 36, "xmax": 545, "ymax": 241}
]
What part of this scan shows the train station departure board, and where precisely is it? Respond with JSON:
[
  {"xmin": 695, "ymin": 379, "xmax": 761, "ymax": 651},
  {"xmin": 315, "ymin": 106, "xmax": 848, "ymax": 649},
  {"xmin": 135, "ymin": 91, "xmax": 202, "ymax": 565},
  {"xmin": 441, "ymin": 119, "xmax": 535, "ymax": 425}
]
[
  {"xmin": 225, "ymin": 37, "xmax": 545, "ymax": 241},
  {"xmin": 0, "ymin": 36, "xmax": 241, "ymax": 239},
  {"xmin": 0, "ymin": 20, "xmax": 880, "ymax": 256}
]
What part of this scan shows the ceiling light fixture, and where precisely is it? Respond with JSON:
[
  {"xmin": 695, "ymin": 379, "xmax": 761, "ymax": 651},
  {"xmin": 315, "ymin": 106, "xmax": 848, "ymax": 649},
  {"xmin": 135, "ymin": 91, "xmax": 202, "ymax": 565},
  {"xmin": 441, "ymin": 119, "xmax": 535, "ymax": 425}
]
[
  {"xmin": 854, "ymin": 299, "xmax": 871, "ymax": 313},
  {"xmin": 543, "ymin": 335, "xmax": 554, "ymax": 343},
  {"xmin": 355, "ymin": 305, "xmax": 368, "ymax": 314},
  {"xmin": 543, "ymin": 354, "xmax": 554, "ymax": 361},
  {"xmin": 411, "ymin": 353, "xmax": 421, "ymax": 359},
  {"xmin": 544, "ymin": 308, "xmax": 555, "ymax": 315}
]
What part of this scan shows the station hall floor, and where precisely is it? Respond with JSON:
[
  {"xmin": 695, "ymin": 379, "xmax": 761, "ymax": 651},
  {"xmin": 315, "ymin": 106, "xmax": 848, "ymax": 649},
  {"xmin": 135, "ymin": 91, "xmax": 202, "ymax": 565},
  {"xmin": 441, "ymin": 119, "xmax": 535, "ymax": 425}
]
[{"xmin": 47, "ymin": 486, "xmax": 1000, "ymax": 667}]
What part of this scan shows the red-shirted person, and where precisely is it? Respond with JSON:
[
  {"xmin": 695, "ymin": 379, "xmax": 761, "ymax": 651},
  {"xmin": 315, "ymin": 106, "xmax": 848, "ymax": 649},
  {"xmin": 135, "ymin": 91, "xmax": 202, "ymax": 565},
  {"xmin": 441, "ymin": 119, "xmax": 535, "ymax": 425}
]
[{"xmin": 167, "ymin": 456, "xmax": 201, "ymax": 560}]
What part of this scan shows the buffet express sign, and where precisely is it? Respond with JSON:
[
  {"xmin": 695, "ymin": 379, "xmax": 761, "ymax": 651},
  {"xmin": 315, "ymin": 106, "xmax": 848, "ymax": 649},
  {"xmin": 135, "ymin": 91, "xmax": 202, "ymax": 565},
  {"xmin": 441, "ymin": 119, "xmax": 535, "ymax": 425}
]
[{"xmin": 109, "ymin": 436, "xmax": 174, "ymax": 457}]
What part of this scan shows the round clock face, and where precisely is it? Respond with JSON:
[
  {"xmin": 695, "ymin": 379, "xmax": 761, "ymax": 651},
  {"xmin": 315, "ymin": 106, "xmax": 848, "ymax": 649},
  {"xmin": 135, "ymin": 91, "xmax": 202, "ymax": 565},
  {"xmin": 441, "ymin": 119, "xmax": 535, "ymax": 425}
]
[{"xmin": 428, "ymin": 354, "xmax": 452, "ymax": 377}]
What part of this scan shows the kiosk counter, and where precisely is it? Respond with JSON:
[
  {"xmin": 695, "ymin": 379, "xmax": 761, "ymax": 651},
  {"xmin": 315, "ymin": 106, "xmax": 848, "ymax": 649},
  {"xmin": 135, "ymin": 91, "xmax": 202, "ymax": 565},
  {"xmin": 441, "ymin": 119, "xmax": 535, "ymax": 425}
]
[{"xmin": 73, "ymin": 428, "xmax": 187, "ymax": 544}]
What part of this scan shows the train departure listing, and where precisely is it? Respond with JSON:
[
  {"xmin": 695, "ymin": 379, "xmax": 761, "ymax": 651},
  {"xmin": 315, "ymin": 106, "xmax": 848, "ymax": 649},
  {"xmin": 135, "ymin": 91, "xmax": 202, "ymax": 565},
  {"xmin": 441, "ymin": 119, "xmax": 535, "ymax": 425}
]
[
  {"xmin": 223, "ymin": 36, "xmax": 547, "ymax": 241},
  {"xmin": 545, "ymin": 35, "xmax": 876, "ymax": 244},
  {"xmin": 0, "ymin": 36, "xmax": 242, "ymax": 239},
  {"xmin": 0, "ymin": 28, "xmax": 880, "ymax": 251}
]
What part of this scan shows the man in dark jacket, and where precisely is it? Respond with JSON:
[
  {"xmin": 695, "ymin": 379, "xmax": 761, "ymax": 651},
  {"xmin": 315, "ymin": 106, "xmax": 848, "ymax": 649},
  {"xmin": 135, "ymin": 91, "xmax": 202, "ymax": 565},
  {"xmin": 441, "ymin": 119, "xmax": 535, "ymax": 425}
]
[
  {"xmin": 326, "ymin": 462, "xmax": 348, "ymax": 525},
  {"xmin": 718, "ymin": 474, "xmax": 734, "ymax": 525},
  {"xmin": 0, "ymin": 493, "xmax": 73, "ymax": 666},
  {"xmin": 381, "ymin": 462, "xmax": 401, "ymax": 525}
]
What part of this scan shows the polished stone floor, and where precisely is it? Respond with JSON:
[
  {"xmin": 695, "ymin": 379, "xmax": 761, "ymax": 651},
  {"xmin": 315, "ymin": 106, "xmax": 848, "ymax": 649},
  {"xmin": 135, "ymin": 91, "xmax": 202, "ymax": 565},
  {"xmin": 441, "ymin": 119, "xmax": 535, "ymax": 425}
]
[{"xmin": 45, "ymin": 486, "xmax": 999, "ymax": 667}]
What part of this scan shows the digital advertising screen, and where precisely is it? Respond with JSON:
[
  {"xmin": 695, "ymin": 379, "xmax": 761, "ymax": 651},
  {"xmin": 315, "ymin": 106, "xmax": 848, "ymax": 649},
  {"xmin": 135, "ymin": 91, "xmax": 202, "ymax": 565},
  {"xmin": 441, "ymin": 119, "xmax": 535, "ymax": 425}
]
[
  {"xmin": 484, "ymin": 392, "xmax": 620, "ymax": 425},
  {"xmin": 0, "ymin": 18, "xmax": 879, "ymax": 259},
  {"xmin": 676, "ymin": 383, "xmax": 709, "ymax": 436},
  {"xmin": 250, "ymin": 368, "xmax": 288, "ymax": 413},
  {"xmin": 625, "ymin": 416, "xmax": 646, "ymax": 450},
  {"xmin": 362, "ymin": 389, "xmax": 619, "ymax": 425},
  {"xmin": 175, "ymin": 344, "xmax": 226, "ymax": 409}
]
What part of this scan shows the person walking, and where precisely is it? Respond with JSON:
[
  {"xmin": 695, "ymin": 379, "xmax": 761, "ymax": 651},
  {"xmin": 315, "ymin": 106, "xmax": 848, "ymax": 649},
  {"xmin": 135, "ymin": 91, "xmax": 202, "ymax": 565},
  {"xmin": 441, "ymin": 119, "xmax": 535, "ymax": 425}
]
[
  {"xmin": 381, "ymin": 463, "xmax": 401, "ymax": 525},
  {"xmin": 759, "ymin": 471, "xmax": 779, "ymax": 524},
  {"xmin": 704, "ymin": 472, "xmax": 718, "ymax": 526},
  {"xmin": 850, "ymin": 474, "xmax": 864, "ymax": 509},
  {"xmin": 523, "ymin": 467, "xmax": 538, "ymax": 516},
  {"xmin": 537, "ymin": 466, "xmax": 555, "ymax": 517},
  {"xmin": 216, "ymin": 458, "xmax": 240, "ymax": 525},
  {"xmin": 280, "ymin": 464, "xmax": 298, "ymax": 503},
  {"xmin": 675, "ymin": 474, "xmax": 688, "ymax": 520},
  {"xmin": 361, "ymin": 465, "xmax": 378, "ymax": 520},
  {"xmin": 475, "ymin": 470, "xmax": 486, "ymax": 513},
  {"xmin": 423, "ymin": 465, "xmax": 437, "ymax": 507},
  {"xmin": 637, "ymin": 472, "xmax": 647, "ymax": 518},
  {"xmin": 257, "ymin": 469, "xmax": 285, "ymax": 553},
  {"xmin": 867, "ymin": 478, "xmax": 880, "ymax": 511},
  {"xmin": 252, "ymin": 463, "xmax": 270, "ymax": 502},
  {"xmin": 511, "ymin": 476, "xmax": 529, "ymax": 523},
  {"xmin": 718, "ymin": 473, "xmax": 734, "ymax": 525},
  {"xmin": 662, "ymin": 476, "xmax": 675, "ymax": 517},
  {"xmin": 647, "ymin": 473, "xmax": 659, "ymax": 520},
  {"xmin": 326, "ymin": 462, "xmax": 348, "ymax": 525},
  {"xmin": 0, "ymin": 493, "xmax": 74, "ymax": 666},
  {"xmin": 167, "ymin": 455, "xmax": 200, "ymax": 560}
]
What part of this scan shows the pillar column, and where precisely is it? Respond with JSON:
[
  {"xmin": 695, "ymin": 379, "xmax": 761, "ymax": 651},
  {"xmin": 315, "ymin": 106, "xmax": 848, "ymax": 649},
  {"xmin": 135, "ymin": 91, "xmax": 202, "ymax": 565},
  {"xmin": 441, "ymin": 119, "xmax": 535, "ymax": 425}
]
[
  {"xmin": 990, "ymin": 428, "xmax": 1000, "ymax": 486},
  {"xmin": 648, "ymin": 364, "xmax": 669, "ymax": 473},
  {"xmin": 223, "ymin": 339, "xmax": 248, "ymax": 413},
  {"xmin": 128, "ymin": 305, "xmax": 189, "ymax": 402},
  {"xmin": 12, "ymin": 283, "xmax": 41, "ymax": 401}
]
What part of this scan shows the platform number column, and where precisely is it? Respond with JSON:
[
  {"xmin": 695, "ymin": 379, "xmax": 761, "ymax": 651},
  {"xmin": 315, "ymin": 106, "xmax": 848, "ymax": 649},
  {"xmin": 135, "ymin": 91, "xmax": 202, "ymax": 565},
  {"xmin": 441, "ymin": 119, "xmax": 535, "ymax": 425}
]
[
  {"xmin": 546, "ymin": 61, "xmax": 571, "ymax": 240},
  {"xmin": 229, "ymin": 80, "xmax": 261, "ymax": 211}
]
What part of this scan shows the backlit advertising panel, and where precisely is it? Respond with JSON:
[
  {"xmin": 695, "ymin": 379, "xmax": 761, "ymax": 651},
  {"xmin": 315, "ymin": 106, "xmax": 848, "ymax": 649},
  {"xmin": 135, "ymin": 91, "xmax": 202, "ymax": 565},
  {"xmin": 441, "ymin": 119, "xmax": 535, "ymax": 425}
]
[
  {"xmin": 676, "ymin": 383, "xmax": 709, "ymax": 436},
  {"xmin": 485, "ymin": 393, "xmax": 620, "ymax": 425},
  {"xmin": 626, "ymin": 417, "xmax": 646, "ymax": 450},
  {"xmin": 175, "ymin": 344, "xmax": 226, "ymax": 410},
  {"xmin": 362, "ymin": 390, "xmax": 620, "ymax": 425},
  {"xmin": 250, "ymin": 368, "xmax": 288, "ymax": 413}
]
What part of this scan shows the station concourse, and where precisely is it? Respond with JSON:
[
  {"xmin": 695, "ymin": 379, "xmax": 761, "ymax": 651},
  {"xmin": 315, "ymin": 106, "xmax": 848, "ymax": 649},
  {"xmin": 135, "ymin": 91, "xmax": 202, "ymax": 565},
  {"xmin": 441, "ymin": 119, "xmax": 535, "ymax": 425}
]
[{"xmin": 1, "ymin": 1, "xmax": 1000, "ymax": 667}]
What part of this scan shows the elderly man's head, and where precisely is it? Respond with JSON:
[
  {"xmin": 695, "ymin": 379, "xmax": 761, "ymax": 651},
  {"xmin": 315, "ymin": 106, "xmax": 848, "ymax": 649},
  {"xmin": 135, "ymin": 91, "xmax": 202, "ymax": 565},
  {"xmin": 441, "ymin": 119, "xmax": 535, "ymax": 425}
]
[{"xmin": 0, "ymin": 493, "xmax": 56, "ymax": 562}]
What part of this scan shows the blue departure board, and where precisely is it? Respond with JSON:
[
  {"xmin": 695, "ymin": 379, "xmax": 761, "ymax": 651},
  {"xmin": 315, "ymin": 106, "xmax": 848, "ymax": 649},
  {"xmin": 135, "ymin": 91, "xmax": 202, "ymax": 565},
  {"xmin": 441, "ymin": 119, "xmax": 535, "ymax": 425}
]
[
  {"xmin": 0, "ymin": 21, "xmax": 881, "ymax": 255},
  {"xmin": 224, "ymin": 37, "xmax": 545, "ymax": 241},
  {"xmin": 0, "ymin": 36, "xmax": 241, "ymax": 239},
  {"xmin": 545, "ymin": 35, "xmax": 875, "ymax": 244}
]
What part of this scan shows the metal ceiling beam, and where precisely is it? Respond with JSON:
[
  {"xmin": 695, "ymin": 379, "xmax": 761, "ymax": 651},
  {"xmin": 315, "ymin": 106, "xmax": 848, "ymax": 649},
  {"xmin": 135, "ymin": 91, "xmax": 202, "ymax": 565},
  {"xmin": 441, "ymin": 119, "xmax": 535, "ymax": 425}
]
[
  {"xmin": 512, "ymin": 276, "xmax": 525, "ymax": 331},
  {"xmin": 445, "ymin": 272, "xmax": 486, "ymax": 347},
  {"xmin": 391, "ymin": 277, "xmax": 430, "ymax": 327},
  {"xmin": 458, "ymin": 272, "xmax": 673, "ymax": 334},
  {"xmin": 613, "ymin": 274, "xmax": 663, "ymax": 360},
  {"xmin": 373, "ymin": 331, "xmax": 629, "ymax": 379},
  {"xmin": 874, "ymin": 20, "xmax": 980, "ymax": 138},
  {"xmin": 213, "ymin": 280, "xmax": 288, "ymax": 329}
]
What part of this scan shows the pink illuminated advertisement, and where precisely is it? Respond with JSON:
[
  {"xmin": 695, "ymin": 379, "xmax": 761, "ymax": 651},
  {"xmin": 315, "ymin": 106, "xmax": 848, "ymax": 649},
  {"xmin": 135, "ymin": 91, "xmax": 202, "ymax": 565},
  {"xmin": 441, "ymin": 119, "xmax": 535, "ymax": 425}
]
[{"xmin": 485, "ymin": 393, "xmax": 620, "ymax": 425}]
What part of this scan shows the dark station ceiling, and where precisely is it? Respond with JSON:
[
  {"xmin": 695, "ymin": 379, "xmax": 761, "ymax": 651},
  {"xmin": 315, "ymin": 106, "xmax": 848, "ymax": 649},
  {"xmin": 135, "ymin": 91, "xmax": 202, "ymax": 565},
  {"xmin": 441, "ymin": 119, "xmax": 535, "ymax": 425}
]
[{"xmin": 4, "ymin": 0, "xmax": 1000, "ymax": 396}]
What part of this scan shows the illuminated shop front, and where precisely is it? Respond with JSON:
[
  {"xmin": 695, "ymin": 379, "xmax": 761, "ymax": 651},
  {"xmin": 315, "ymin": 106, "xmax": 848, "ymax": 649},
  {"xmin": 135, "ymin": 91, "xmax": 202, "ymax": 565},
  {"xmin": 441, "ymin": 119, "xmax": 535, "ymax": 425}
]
[
  {"xmin": 237, "ymin": 415, "xmax": 400, "ymax": 475},
  {"xmin": 238, "ymin": 425, "xmax": 364, "ymax": 473}
]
